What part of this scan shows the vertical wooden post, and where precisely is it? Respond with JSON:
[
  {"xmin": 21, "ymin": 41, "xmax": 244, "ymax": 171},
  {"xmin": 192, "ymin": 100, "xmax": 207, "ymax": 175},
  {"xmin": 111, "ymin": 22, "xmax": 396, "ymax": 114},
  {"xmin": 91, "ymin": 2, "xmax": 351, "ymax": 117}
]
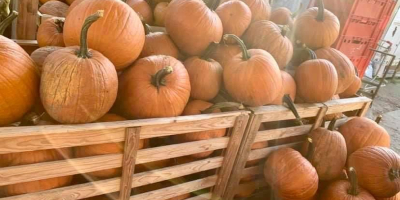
[
  {"xmin": 310, "ymin": 106, "xmax": 328, "ymax": 130},
  {"xmin": 357, "ymin": 101, "xmax": 372, "ymax": 117},
  {"xmin": 17, "ymin": 0, "xmax": 38, "ymax": 39},
  {"xmin": 119, "ymin": 127, "xmax": 141, "ymax": 200}
]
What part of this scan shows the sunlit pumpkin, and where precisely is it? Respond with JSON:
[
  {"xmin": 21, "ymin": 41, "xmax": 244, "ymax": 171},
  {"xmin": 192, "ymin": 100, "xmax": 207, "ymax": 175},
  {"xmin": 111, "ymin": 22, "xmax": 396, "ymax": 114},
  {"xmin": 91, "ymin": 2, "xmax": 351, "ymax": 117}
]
[
  {"xmin": 66, "ymin": 0, "xmax": 86, "ymax": 16},
  {"xmin": 39, "ymin": 1, "xmax": 69, "ymax": 17},
  {"xmin": 140, "ymin": 23, "xmax": 179, "ymax": 58},
  {"xmin": 37, "ymin": 18, "xmax": 65, "ymax": 47},
  {"xmin": 154, "ymin": 2, "xmax": 169, "ymax": 26},
  {"xmin": 241, "ymin": 0, "xmax": 271, "ymax": 22},
  {"xmin": 30, "ymin": 46, "xmax": 63, "ymax": 72},
  {"xmin": 271, "ymin": 71, "xmax": 296, "ymax": 105},
  {"xmin": 126, "ymin": 0, "xmax": 153, "ymax": 25},
  {"xmin": 340, "ymin": 75, "xmax": 361, "ymax": 98}
]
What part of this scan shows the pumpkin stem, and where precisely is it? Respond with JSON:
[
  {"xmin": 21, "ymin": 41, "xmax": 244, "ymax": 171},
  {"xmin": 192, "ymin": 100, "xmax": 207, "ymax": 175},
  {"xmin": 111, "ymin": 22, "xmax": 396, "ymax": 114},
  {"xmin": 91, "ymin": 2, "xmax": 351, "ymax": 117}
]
[
  {"xmin": 151, "ymin": 66, "xmax": 174, "ymax": 92},
  {"xmin": 347, "ymin": 167, "xmax": 360, "ymax": 196},
  {"xmin": 389, "ymin": 168, "xmax": 400, "ymax": 181},
  {"xmin": 201, "ymin": 102, "xmax": 244, "ymax": 114},
  {"xmin": 291, "ymin": 3, "xmax": 303, "ymax": 18},
  {"xmin": 281, "ymin": 26, "xmax": 289, "ymax": 37},
  {"xmin": 327, "ymin": 117, "xmax": 337, "ymax": 131},
  {"xmin": 201, "ymin": 42, "xmax": 219, "ymax": 60},
  {"xmin": 375, "ymin": 115, "xmax": 382, "ymax": 124},
  {"xmin": 20, "ymin": 112, "xmax": 45, "ymax": 126},
  {"xmin": 283, "ymin": 94, "xmax": 303, "ymax": 125},
  {"xmin": 223, "ymin": 34, "xmax": 250, "ymax": 61},
  {"xmin": 307, "ymin": 48, "xmax": 317, "ymax": 60},
  {"xmin": 305, "ymin": 137, "xmax": 314, "ymax": 160},
  {"xmin": 121, "ymin": 0, "xmax": 127, "ymax": 3},
  {"xmin": 141, "ymin": 20, "xmax": 151, "ymax": 35},
  {"xmin": 0, "ymin": 11, "xmax": 17, "ymax": 36},
  {"xmin": 315, "ymin": 0, "xmax": 325, "ymax": 22},
  {"xmin": 0, "ymin": 0, "xmax": 10, "ymax": 21},
  {"xmin": 54, "ymin": 18, "xmax": 64, "ymax": 34},
  {"xmin": 77, "ymin": 10, "xmax": 104, "ymax": 59}
]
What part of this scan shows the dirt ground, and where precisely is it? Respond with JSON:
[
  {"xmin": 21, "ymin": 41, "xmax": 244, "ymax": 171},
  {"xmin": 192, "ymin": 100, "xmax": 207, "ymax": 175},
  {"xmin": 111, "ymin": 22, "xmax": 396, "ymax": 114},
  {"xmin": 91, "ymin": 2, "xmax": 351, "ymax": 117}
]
[{"xmin": 364, "ymin": 79, "xmax": 400, "ymax": 153}]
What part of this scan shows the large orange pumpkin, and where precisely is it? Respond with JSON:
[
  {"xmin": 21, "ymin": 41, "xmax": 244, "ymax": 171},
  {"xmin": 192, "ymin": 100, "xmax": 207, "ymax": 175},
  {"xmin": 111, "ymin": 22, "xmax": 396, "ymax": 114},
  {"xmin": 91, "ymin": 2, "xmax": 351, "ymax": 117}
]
[
  {"xmin": 243, "ymin": 20, "xmax": 293, "ymax": 69},
  {"xmin": 293, "ymin": 0, "xmax": 340, "ymax": 49},
  {"xmin": 223, "ymin": 34, "xmax": 282, "ymax": 106},
  {"xmin": 315, "ymin": 48, "xmax": 356, "ymax": 94},
  {"xmin": 30, "ymin": 46, "xmax": 63, "ymax": 72},
  {"xmin": 340, "ymin": 75, "xmax": 361, "ymax": 98},
  {"xmin": 37, "ymin": 18, "xmax": 65, "ymax": 47},
  {"xmin": 349, "ymin": 146, "xmax": 400, "ymax": 198},
  {"xmin": 39, "ymin": 1, "xmax": 69, "ymax": 17},
  {"xmin": 264, "ymin": 148, "xmax": 318, "ymax": 200},
  {"xmin": 140, "ymin": 23, "xmax": 179, "ymax": 58},
  {"xmin": 41, "ymin": 11, "xmax": 118, "ymax": 124},
  {"xmin": 378, "ymin": 193, "xmax": 400, "ymax": 200},
  {"xmin": 164, "ymin": 0, "xmax": 223, "ymax": 56},
  {"xmin": 66, "ymin": 0, "xmax": 86, "ymax": 16},
  {"xmin": 339, "ymin": 117, "xmax": 390, "ymax": 156},
  {"xmin": 64, "ymin": 0, "xmax": 145, "ymax": 70},
  {"xmin": 154, "ymin": 2, "xmax": 169, "ymax": 26},
  {"xmin": 271, "ymin": 71, "xmax": 296, "ymax": 105},
  {"xmin": 210, "ymin": 43, "xmax": 241, "ymax": 68},
  {"xmin": 126, "ymin": 0, "xmax": 153, "ymax": 25},
  {"xmin": 241, "ymin": 0, "xmax": 271, "ymax": 22},
  {"xmin": 117, "ymin": 55, "xmax": 190, "ymax": 119}
]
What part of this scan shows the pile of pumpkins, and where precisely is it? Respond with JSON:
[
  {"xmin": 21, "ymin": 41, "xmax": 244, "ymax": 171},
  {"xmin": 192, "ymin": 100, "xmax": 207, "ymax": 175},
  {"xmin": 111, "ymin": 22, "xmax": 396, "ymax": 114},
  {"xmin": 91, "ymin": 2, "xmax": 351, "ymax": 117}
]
[{"xmin": 0, "ymin": 0, "xmax": 368, "ymax": 198}]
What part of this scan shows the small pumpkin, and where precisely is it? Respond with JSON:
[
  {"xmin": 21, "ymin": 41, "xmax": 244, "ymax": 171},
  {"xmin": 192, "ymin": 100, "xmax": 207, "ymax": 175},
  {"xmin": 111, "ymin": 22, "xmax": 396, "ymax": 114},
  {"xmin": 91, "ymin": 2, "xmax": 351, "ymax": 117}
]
[
  {"xmin": 184, "ymin": 43, "xmax": 223, "ymax": 101},
  {"xmin": 223, "ymin": 34, "xmax": 282, "ymax": 106},
  {"xmin": 140, "ymin": 23, "xmax": 179, "ymax": 58},
  {"xmin": 126, "ymin": 0, "xmax": 153, "ymax": 25},
  {"xmin": 349, "ymin": 146, "xmax": 400, "ymax": 198},
  {"xmin": 37, "ymin": 18, "xmax": 65, "ymax": 47},
  {"xmin": 243, "ymin": 20, "xmax": 293, "ymax": 69},
  {"xmin": 340, "ymin": 76, "xmax": 361, "ymax": 98},
  {"xmin": 270, "ymin": 6, "xmax": 301, "ymax": 28},
  {"xmin": 165, "ymin": 0, "xmax": 223, "ymax": 56},
  {"xmin": 241, "ymin": 0, "xmax": 271, "ymax": 22},
  {"xmin": 154, "ymin": 2, "xmax": 169, "ymax": 26},
  {"xmin": 293, "ymin": 0, "xmax": 340, "ymax": 49},
  {"xmin": 41, "ymin": 11, "xmax": 118, "ymax": 124},
  {"xmin": 339, "ymin": 117, "xmax": 390, "ymax": 156},
  {"xmin": 66, "ymin": 0, "xmax": 86, "ymax": 16},
  {"xmin": 30, "ymin": 46, "xmax": 63, "ymax": 71},
  {"xmin": 315, "ymin": 48, "xmax": 356, "ymax": 94},
  {"xmin": 39, "ymin": 1, "xmax": 69, "ymax": 17},
  {"xmin": 320, "ymin": 167, "xmax": 375, "ymax": 200},
  {"xmin": 264, "ymin": 148, "xmax": 318, "ymax": 200},
  {"xmin": 117, "ymin": 55, "xmax": 190, "ymax": 119},
  {"xmin": 64, "ymin": 0, "xmax": 145, "ymax": 70},
  {"xmin": 235, "ymin": 181, "xmax": 258, "ymax": 198},
  {"xmin": 216, "ymin": 0, "xmax": 252, "ymax": 44},
  {"xmin": 210, "ymin": 43, "xmax": 241, "ymax": 68},
  {"xmin": 271, "ymin": 71, "xmax": 296, "ymax": 105}
]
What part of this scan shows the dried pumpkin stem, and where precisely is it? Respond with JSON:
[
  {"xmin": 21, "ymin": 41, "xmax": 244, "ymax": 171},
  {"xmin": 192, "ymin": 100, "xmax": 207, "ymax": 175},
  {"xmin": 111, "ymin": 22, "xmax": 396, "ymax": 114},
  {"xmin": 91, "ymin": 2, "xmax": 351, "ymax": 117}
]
[
  {"xmin": 151, "ymin": 66, "xmax": 174, "ymax": 92},
  {"xmin": 375, "ymin": 115, "xmax": 382, "ymax": 124},
  {"xmin": 307, "ymin": 48, "xmax": 317, "ymax": 60},
  {"xmin": 281, "ymin": 26, "xmax": 289, "ymax": 37},
  {"xmin": 389, "ymin": 168, "xmax": 400, "ymax": 181},
  {"xmin": 141, "ymin": 21, "xmax": 151, "ymax": 35},
  {"xmin": 77, "ymin": 10, "xmax": 104, "ymax": 59},
  {"xmin": 283, "ymin": 94, "xmax": 303, "ymax": 125},
  {"xmin": 347, "ymin": 167, "xmax": 360, "ymax": 195},
  {"xmin": 328, "ymin": 117, "xmax": 337, "ymax": 131},
  {"xmin": 54, "ymin": 18, "xmax": 64, "ymax": 34},
  {"xmin": 305, "ymin": 138, "xmax": 314, "ymax": 160},
  {"xmin": 121, "ymin": 0, "xmax": 127, "ymax": 3},
  {"xmin": 201, "ymin": 102, "xmax": 244, "ymax": 114},
  {"xmin": 0, "ymin": 0, "xmax": 10, "ymax": 21},
  {"xmin": 316, "ymin": 0, "xmax": 325, "ymax": 21},
  {"xmin": 0, "ymin": 11, "xmax": 18, "ymax": 36},
  {"xmin": 223, "ymin": 34, "xmax": 250, "ymax": 61},
  {"xmin": 201, "ymin": 42, "xmax": 219, "ymax": 60}
]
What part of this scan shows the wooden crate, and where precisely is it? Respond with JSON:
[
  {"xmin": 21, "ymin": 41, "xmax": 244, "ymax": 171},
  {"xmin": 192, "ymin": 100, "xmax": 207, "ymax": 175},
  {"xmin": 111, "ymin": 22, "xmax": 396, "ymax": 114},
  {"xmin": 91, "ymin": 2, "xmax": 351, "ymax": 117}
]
[
  {"xmin": 0, "ymin": 110, "xmax": 250, "ymax": 200},
  {"xmin": 223, "ymin": 96, "xmax": 372, "ymax": 200}
]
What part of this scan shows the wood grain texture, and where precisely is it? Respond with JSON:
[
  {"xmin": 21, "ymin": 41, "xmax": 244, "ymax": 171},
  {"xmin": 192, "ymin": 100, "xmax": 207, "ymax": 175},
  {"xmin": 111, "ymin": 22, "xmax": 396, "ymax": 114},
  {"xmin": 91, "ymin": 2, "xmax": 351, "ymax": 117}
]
[
  {"xmin": 119, "ymin": 128, "xmax": 141, "ymax": 200},
  {"xmin": 357, "ymin": 101, "xmax": 372, "ymax": 117},
  {"xmin": 251, "ymin": 103, "xmax": 323, "ymax": 123},
  {"xmin": 247, "ymin": 142, "xmax": 303, "ymax": 161},
  {"xmin": 324, "ymin": 97, "xmax": 371, "ymax": 115},
  {"xmin": 186, "ymin": 193, "xmax": 211, "ymax": 200},
  {"xmin": 254, "ymin": 125, "xmax": 312, "ymax": 143},
  {"xmin": 310, "ymin": 106, "xmax": 328, "ymax": 130},
  {"xmin": 17, "ymin": 0, "xmax": 38, "ymax": 39},
  {"xmin": 129, "ymin": 176, "xmax": 218, "ymax": 200}
]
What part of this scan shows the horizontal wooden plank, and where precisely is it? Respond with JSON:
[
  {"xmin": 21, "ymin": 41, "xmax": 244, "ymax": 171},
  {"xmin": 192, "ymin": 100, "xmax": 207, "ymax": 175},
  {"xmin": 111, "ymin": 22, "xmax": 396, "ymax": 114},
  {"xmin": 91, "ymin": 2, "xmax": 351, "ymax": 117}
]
[
  {"xmin": 2, "ymin": 157, "xmax": 223, "ymax": 200},
  {"xmin": 186, "ymin": 193, "xmax": 211, "ymax": 200},
  {"xmin": 13, "ymin": 39, "xmax": 38, "ymax": 46},
  {"xmin": 129, "ymin": 176, "xmax": 217, "ymax": 200},
  {"xmin": 0, "ymin": 113, "xmax": 240, "ymax": 154},
  {"xmin": 241, "ymin": 166, "xmax": 261, "ymax": 178},
  {"xmin": 254, "ymin": 125, "xmax": 312, "ymax": 143},
  {"xmin": 0, "ymin": 138, "xmax": 229, "ymax": 186},
  {"xmin": 248, "ymin": 142, "xmax": 303, "ymax": 161},
  {"xmin": 251, "ymin": 103, "xmax": 324, "ymax": 123},
  {"xmin": 324, "ymin": 97, "xmax": 371, "ymax": 115}
]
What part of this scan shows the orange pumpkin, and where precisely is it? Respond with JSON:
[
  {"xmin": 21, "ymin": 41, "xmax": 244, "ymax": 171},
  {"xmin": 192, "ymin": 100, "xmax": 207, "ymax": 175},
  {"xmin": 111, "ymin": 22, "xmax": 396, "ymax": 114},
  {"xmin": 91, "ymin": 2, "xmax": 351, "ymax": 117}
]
[
  {"xmin": 31, "ymin": 46, "xmax": 64, "ymax": 72},
  {"xmin": 223, "ymin": 34, "xmax": 282, "ymax": 106},
  {"xmin": 339, "ymin": 117, "xmax": 390, "ymax": 156},
  {"xmin": 66, "ymin": 0, "xmax": 86, "ymax": 16},
  {"xmin": 37, "ymin": 18, "xmax": 65, "ymax": 47},
  {"xmin": 241, "ymin": 0, "xmax": 271, "ymax": 22},
  {"xmin": 154, "ymin": 2, "xmax": 169, "ymax": 26},
  {"xmin": 315, "ymin": 48, "xmax": 356, "ymax": 94},
  {"xmin": 235, "ymin": 181, "xmax": 258, "ymax": 198},
  {"xmin": 270, "ymin": 7, "xmax": 295, "ymax": 27},
  {"xmin": 340, "ymin": 76, "xmax": 361, "ymax": 98},
  {"xmin": 64, "ymin": 0, "xmax": 145, "ymax": 70},
  {"xmin": 293, "ymin": 0, "xmax": 340, "ymax": 49},
  {"xmin": 210, "ymin": 43, "xmax": 241, "ymax": 68},
  {"xmin": 243, "ymin": 20, "xmax": 293, "ymax": 69},
  {"xmin": 39, "ymin": 1, "xmax": 69, "ymax": 17},
  {"xmin": 126, "ymin": 0, "xmax": 153, "ymax": 25},
  {"xmin": 117, "ymin": 55, "xmax": 190, "ymax": 119},
  {"xmin": 165, "ymin": 0, "xmax": 223, "ymax": 56},
  {"xmin": 40, "ymin": 0, "xmax": 64, "ymax": 4},
  {"xmin": 271, "ymin": 71, "xmax": 296, "ymax": 105},
  {"xmin": 140, "ymin": 23, "xmax": 179, "ymax": 58},
  {"xmin": 378, "ymin": 193, "xmax": 400, "ymax": 200},
  {"xmin": 41, "ymin": 11, "xmax": 118, "ymax": 124},
  {"xmin": 66, "ymin": 0, "xmax": 75, "ymax": 5}
]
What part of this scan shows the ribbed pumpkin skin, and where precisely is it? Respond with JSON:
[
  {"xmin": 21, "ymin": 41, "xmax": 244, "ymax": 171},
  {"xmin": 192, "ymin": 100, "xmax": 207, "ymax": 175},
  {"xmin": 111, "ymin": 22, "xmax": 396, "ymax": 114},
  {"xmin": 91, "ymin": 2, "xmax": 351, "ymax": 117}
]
[
  {"xmin": 140, "ymin": 32, "xmax": 179, "ymax": 59},
  {"xmin": 339, "ymin": 117, "xmax": 390, "ymax": 156},
  {"xmin": 184, "ymin": 57, "xmax": 222, "ymax": 101},
  {"xmin": 235, "ymin": 181, "xmax": 257, "ymax": 198},
  {"xmin": 340, "ymin": 76, "xmax": 361, "ymax": 98},
  {"xmin": 294, "ymin": 7, "xmax": 340, "ymax": 49},
  {"xmin": 271, "ymin": 71, "xmax": 296, "ymax": 105},
  {"xmin": 66, "ymin": 0, "xmax": 86, "ymax": 16},
  {"xmin": 0, "ymin": 148, "xmax": 72, "ymax": 196},
  {"xmin": 320, "ymin": 180, "xmax": 375, "ymax": 200},
  {"xmin": 378, "ymin": 193, "xmax": 400, "ymax": 200},
  {"xmin": 243, "ymin": 20, "xmax": 293, "ymax": 69},
  {"xmin": 210, "ymin": 44, "xmax": 241, "ymax": 68},
  {"xmin": 64, "ymin": 0, "xmax": 145, "ymax": 70},
  {"xmin": 349, "ymin": 147, "xmax": 400, "ymax": 198},
  {"xmin": 165, "ymin": 0, "xmax": 223, "ymax": 56},
  {"xmin": 241, "ymin": 0, "xmax": 271, "ymax": 22},
  {"xmin": 216, "ymin": 0, "xmax": 252, "ymax": 43},
  {"xmin": 154, "ymin": 2, "xmax": 169, "ymax": 26},
  {"xmin": 0, "ymin": 36, "xmax": 39, "ymax": 126},
  {"xmin": 117, "ymin": 55, "xmax": 190, "ymax": 119},
  {"xmin": 224, "ymin": 49, "xmax": 282, "ymax": 106},
  {"xmin": 39, "ymin": 1, "xmax": 69, "ymax": 17},
  {"xmin": 264, "ymin": 148, "xmax": 318, "ymax": 200},
  {"xmin": 41, "ymin": 48, "xmax": 118, "ymax": 124},
  {"xmin": 31, "ymin": 46, "xmax": 63, "ymax": 71},
  {"xmin": 295, "ymin": 59, "xmax": 338, "ymax": 103},
  {"xmin": 270, "ymin": 7, "xmax": 293, "ymax": 26},
  {"xmin": 37, "ymin": 18, "xmax": 65, "ymax": 47},
  {"xmin": 315, "ymin": 48, "xmax": 356, "ymax": 94},
  {"xmin": 126, "ymin": 0, "xmax": 153, "ymax": 25},
  {"xmin": 172, "ymin": 100, "xmax": 226, "ymax": 158}
]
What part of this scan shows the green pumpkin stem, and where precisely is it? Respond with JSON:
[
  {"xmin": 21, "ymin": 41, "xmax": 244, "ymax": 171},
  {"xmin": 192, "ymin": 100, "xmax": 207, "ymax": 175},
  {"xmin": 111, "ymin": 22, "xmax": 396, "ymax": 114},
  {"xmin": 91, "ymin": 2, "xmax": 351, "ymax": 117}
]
[
  {"xmin": 54, "ymin": 18, "xmax": 64, "ymax": 34},
  {"xmin": 306, "ymin": 137, "xmax": 314, "ymax": 160},
  {"xmin": 151, "ymin": 66, "xmax": 174, "ymax": 92},
  {"xmin": 0, "ymin": 0, "xmax": 10, "ymax": 21},
  {"xmin": 0, "ymin": 11, "xmax": 18, "ymax": 36},
  {"xmin": 201, "ymin": 42, "xmax": 219, "ymax": 60},
  {"xmin": 281, "ymin": 26, "xmax": 289, "ymax": 37},
  {"xmin": 347, "ymin": 167, "xmax": 360, "ymax": 196},
  {"xmin": 328, "ymin": 117, "xmax": 337, "ymax": 131},
  {"xmin": 291, "ymin": 3, "xmax": 303, "ymax": 18},
  {"xmin": 389, "ymin": 168, "xmax": 400, "ymax": 181},
  {"xmin": 77, "ymin": 10, "xmax": 104, "ymax": 59},
  {"xmin": 307, "ymin": 47, "xmax": 317, "ymax": 60},
  {"xmin": 223, "ymin": 34, "xmax": 250, "ymax": 61},
  {"xmin": 375, "ymin": 115, "xmax": 382, "ymax": 124},
  {"xmin": 283, "ymin": 94, "xmax": 303, "ymax": 125},
  {"xmin": 201, "ymin": 102, "xmax": 244, "ymax": 114},
  {"xmin": 316, "ymin": 0, "xmax": 325, "ymax": 21},
  {"xmin": 142, "ymin": 20, "xmax": 151, "ymax": 35}
]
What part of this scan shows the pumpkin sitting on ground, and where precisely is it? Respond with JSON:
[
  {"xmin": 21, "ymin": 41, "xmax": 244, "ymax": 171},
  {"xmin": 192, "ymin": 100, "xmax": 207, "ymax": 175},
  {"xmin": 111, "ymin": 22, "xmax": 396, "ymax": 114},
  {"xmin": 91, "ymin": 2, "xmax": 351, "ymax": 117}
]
[{"xmin": 37, "ymin": 18, "xmax": 65, "ymax": 47}]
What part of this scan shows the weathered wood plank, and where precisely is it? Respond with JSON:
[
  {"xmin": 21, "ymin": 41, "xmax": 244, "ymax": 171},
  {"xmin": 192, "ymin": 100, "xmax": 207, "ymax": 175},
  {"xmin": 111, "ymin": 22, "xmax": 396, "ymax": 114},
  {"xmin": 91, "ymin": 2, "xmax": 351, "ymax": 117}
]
[
  {"xmin": 17, "ymin": 0, "xmax": 38, "ymax": 39},
  {"xmin": 119, "ymin": 128, "xmax": 141, "ymax": 200},
  {"xmin": 324, "ymin": 97, "xmax": 371, "ymax": 115},
  {"xmin": 357, "ymin": 101, "xmax": 372, "ymax": 117},
  {"xmin": 129, "ymin": 176, "xmax": 217, "ymax": 200},
  {"xmin": 186, "ymin": 193, "xmax": 211, "ymax": 200},
  {"xmin": 240, "ymin": 166, "xmax": 261, "ymax": 179},
  {"xmin": 251, "ymin": 103, "xmax": 324, "ymax": 123},
  {"xmin": 254, "ymin": 125, "xmax": 312, "ymax": 143},
  {"xmin": 310, "ymin": 106, "xmax": 328, "ymax": 130},
  {"xmin": 248, "ymin": 142, "xmax": 303, "ymax": 162}
]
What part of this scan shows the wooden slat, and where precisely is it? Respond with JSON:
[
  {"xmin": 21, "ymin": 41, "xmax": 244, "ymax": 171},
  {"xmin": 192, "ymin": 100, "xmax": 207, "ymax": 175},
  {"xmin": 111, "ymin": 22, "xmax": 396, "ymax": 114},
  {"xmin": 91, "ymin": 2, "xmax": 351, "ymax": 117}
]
[
  {"xmin": 2, "ymin": 157, "xmax": 223, "ymax": 200},
  {"xmin": 251, "ymin": 103, "xmax": 324, "ymax": 123},
  {"xmin": 254, "ymin": 125, "xmax": 312, "ymax": 143},
  {"xmin": 324, "ymin": 97, "xmax": 371, "ymax": 114},
  {"xmin": 248, "ymin": 142, "xmax": 303, "ymax": 162},
  {"xmin": 129, "ymin": 176, "xmax": 217, "ymax": 200},
  {"xmin": 357, "ymin": 101, "xmax": 372, "ymax": 117},
  {"xmin": 186, "ymin": 193, "xmax": 211, "ymax": 200},
  {"xmin": 17, "ymin": 0, "xmax": 38, "ymax": 39},
  {"xmin": 13, "ymin": 39, "xmax": 38, "ymax": 46},
  {"xmin": 310, "ymin": 106, "xmax": 328, "ymax": 130},
  {"xmin": 119, "ymin": 128, "xmax": 141, "ymax": 200},
  {"xmin": 0, "ymin": 138, "xmax": 229, "ymax": 186}
]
